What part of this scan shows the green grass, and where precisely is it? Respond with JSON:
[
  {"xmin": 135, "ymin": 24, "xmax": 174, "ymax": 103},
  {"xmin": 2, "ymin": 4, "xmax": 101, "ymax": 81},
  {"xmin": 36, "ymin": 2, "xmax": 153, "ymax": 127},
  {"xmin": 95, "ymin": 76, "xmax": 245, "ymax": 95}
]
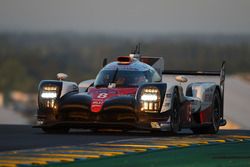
[{"xmin": 46, "ymin": 141, "xmax": 250, "ymax": 167}]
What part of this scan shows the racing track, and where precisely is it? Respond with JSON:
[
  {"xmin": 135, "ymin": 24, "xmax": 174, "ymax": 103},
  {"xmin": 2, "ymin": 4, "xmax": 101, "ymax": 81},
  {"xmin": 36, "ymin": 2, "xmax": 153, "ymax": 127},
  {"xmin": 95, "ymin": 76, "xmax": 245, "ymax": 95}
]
[
  {"xmin": 0, "ymin": 125, "xmax": 249, "ymax": 152},
  {"xmin": 0, "ymin": 125, "xmax": 250, "ymax": 167},
  {"xmin": 1, "ymin": 125, "xmax": 250, "ymax": 152}
]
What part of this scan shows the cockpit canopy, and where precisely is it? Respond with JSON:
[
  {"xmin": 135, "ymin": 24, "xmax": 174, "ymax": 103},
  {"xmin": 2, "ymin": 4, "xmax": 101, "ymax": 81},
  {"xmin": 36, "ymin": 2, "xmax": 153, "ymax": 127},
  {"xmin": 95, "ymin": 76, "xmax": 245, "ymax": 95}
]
[{"xmin": 94, "ymin": 60, "xmax": 161, "ymax": 87}]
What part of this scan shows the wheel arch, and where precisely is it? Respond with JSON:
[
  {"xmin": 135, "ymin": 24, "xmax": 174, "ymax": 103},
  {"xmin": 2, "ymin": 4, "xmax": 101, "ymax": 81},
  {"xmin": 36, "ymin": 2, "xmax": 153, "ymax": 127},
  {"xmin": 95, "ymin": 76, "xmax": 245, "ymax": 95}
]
[{"xmin": 166, "ymin": 85, "xmax": 184, "ymax": 110}]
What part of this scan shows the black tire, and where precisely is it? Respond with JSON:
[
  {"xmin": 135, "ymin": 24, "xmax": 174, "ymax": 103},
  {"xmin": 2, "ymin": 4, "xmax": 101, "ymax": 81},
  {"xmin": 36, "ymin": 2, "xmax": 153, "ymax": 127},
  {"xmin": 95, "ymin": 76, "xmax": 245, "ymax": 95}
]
[
  {"xmin": 42, "ymin": 127, "xmax": 70, "ymax": 134},
  {"xmin": 170, "ymin": 89, "xmax": 181, "ymax": 134},
  {"xmin": 207, "ymin": 89, "xmax": 221, "ymax": 134},
  {"xmin": 192, "ymin": 89, "xmax": 221, "ymax": 134}
]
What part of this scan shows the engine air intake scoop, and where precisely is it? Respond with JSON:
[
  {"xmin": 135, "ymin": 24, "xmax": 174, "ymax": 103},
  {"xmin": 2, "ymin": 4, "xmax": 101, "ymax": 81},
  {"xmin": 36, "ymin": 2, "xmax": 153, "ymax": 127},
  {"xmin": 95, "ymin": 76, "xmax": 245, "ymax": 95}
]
[{"xmin": 117, "ymin": 56, "xmax": 132, "ymax": 65}]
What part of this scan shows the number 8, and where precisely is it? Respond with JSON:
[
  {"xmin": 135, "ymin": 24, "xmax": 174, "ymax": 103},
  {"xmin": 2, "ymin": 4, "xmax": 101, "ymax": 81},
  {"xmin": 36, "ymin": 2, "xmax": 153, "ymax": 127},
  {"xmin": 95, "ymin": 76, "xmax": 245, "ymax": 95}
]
[{"xmin": 97, "ymin": 93, "xmax": 108, "ymax": 98}]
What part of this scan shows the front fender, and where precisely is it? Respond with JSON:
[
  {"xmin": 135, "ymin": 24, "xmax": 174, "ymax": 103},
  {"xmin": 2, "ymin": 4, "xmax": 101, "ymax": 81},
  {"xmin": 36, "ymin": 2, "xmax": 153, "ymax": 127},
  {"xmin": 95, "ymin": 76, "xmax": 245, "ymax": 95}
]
[
  {"xmin": 160, "ymin": 83, "xmax": 185, "ymax": 113},
  {"xmin": 38, "ymin": 80, "xmax": 78, "ymax": 111}
]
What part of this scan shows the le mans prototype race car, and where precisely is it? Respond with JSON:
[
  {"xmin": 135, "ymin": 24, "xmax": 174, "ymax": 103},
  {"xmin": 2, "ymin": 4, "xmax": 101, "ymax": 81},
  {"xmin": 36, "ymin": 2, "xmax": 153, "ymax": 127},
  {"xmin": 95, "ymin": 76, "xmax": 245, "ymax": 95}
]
[{"xmin": 34, "ymin": 45, "xmax": 227, "ymax": 134}]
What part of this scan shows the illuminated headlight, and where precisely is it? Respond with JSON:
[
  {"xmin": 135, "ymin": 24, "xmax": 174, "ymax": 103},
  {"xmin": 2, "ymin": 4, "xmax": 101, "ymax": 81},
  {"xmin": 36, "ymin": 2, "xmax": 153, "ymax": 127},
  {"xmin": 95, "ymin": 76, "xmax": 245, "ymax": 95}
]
[
  {"xmin": 141, "ymin": 94, "xmax": 158, "ymax": 101},
  {"xmin": 39, "ymin": 85, "xmax": 59, "ymax": 109},
  {"xmin": 41, "ymin": 92, "xmax": 57, "ymax": 99},
  {"xmin": 43, "ymin": 86, "xmax": 57, "ymax": 91},
  {"xmin": 40, "ymin": 86, "xmax": 58, "ymax": 99},
  {"xmin": 140, "ymin": 87, "xmax": 161, "ymax": 113}
]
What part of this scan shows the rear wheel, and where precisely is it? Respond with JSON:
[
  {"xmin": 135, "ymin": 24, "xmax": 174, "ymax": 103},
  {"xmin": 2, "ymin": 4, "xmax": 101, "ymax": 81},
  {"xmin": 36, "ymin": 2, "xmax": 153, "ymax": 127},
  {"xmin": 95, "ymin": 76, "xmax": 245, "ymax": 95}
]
[
  {"xmin": 207, "ymin": 90, "xmax": 221, "ymax": 134},
  {"xmin": 42, "ymin": 127, "xmax": 70, "ymax": 134},
  {"xmin": 170, "ymin": 90, "xmax": 181, "ymax": 134},
  {"xmin": 192, "ymin": 90, "xmax": 221, "ymax": 134}
]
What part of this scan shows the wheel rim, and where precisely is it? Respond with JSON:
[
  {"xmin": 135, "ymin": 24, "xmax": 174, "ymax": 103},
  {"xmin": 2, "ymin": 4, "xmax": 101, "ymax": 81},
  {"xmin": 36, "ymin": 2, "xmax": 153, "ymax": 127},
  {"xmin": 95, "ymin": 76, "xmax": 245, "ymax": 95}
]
[{"xmin": 213, "ymin": 95, "xmax": 220, "ymax": 131}]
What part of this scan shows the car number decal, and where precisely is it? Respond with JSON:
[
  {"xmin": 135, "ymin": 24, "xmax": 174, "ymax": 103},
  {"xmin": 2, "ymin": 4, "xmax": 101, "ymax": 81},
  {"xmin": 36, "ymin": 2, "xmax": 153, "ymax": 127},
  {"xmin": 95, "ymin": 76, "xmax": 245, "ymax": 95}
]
[{"xmin": 97, "ymin": 93, "xmax": 108, "ymax": 99}]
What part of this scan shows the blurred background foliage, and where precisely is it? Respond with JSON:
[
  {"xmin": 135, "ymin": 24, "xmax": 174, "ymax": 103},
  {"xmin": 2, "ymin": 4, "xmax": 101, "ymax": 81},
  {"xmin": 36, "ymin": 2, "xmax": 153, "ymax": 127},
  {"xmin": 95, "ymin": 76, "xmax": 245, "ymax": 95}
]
[{"xmin": 0, "ymin": 33, "xmax": 250, "ymax": 93}]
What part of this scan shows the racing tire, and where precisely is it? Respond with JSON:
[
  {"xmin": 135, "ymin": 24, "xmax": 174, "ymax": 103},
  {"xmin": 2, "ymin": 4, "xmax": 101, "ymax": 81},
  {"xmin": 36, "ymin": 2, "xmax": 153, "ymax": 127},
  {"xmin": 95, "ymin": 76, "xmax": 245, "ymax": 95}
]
[
  {"xmin": 42, "ymin": 127, "xmax": 70, "ymax": 134},
  {"xmin": 206, "ymin": 89, "xmax": 221, "ymax": 134},
  {"xmin": 170, "ymin": 89, "xmax": 181, "ymax": 134},
  {"xmin": 192, "ymin": 89, "xmax": 221, "ymax": 134}
]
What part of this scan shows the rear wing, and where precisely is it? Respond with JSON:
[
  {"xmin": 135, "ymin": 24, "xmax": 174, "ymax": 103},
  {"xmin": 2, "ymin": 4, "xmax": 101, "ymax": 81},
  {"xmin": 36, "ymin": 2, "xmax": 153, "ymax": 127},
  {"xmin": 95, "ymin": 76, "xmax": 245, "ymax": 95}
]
[
  {"xmin": 162, "ymin": 61, "xmax": 225, "ymax": 91},
  {"xmin": 163, "ymin": 61, "xmax": 226, "ymax": 116}
]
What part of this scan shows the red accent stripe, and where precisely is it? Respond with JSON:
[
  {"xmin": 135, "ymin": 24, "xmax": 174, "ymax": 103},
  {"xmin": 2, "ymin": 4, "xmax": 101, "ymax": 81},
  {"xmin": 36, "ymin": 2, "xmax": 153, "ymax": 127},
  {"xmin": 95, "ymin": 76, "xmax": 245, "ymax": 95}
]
[{"xmin": 200, "ymin": 106, "xmax": 212, "ymax": 124}]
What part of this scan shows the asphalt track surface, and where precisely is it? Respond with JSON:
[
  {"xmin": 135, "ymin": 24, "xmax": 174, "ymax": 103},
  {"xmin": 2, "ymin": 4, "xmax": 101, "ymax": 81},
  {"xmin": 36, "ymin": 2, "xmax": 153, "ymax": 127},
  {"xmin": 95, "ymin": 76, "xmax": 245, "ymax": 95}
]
[
  {"xmin": 0, "ymin": 125, "xmax": 250, "ymax": 152},
  {"xmin": 1, "ymin": 125, "xmax": 250, "ymax": 167},
  {"xmin": 0, "ymin": 125, "xmax": 136, "ymax": 152}
]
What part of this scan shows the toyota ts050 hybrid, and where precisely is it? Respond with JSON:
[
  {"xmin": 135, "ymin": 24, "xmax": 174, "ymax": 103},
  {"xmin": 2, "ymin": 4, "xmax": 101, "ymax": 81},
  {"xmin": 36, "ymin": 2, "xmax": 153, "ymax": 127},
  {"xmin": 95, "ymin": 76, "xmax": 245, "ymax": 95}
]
[{"xmin": 34, "ymin": 45, "xmax": 226, "ymax": 134}]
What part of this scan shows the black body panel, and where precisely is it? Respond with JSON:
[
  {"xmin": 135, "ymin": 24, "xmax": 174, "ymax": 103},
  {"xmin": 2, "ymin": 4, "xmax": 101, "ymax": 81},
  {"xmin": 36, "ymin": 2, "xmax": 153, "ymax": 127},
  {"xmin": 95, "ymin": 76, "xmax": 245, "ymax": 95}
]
[
  {"xmin": 60, "ymin": 95, "xmax": 137, "ymax": 123},
  {"xmin": 35, "ymin": 83, "xmax": 170, "ymax": 130}
]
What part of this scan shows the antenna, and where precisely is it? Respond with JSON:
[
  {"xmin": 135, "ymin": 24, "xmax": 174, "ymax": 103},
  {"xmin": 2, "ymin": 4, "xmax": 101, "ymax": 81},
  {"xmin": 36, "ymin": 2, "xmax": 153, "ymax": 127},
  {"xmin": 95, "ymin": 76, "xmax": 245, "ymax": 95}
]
[
  {"xmin": 131, "ymin": 43, "xmax": 141, "ymax": 54},
  {"xmin": 137, "ymin": 43, "xmax": 140, "ymax": 54},
  {"xmin": 130, "ymin": 43, "xmax": 141, "ymax": 60}
]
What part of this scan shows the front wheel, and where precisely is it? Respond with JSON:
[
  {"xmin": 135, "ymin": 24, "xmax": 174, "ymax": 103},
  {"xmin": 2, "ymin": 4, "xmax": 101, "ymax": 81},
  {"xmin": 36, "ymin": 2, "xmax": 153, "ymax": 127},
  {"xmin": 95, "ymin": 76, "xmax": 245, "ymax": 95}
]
[{"xmin": 170, "ymin": 90, "xmax": 181, "ymax": 134}]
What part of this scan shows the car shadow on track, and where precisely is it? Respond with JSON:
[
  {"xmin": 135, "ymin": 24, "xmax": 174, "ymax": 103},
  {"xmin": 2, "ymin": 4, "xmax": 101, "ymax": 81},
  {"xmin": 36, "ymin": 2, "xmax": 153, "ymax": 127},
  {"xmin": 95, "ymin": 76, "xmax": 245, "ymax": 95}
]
[
  {"xmin": 37, "ymin": 128, "xmax": 250, "ymax": 137},
  {"xmin": 37, "ymin": 128, "xmax": 194, "ymax": 137}
]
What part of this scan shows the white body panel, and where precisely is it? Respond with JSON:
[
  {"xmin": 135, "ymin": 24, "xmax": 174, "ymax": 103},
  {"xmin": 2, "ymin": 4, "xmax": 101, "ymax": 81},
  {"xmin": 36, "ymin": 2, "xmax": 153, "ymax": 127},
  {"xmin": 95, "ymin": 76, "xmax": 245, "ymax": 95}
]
[
  {"xmin": 160, "ymin": 80, "xmax": 217, "ymax": 114},
  {"xmin": 78, "ymin": 79, "xmax": 95, "ymax": 92},
  {"xmin": 188, "ymin": 82, "xmax": 217, "ymax": 111},
  {"xmin": 60, "ymin": 81, "xmax": 78, "ymax": 97}
]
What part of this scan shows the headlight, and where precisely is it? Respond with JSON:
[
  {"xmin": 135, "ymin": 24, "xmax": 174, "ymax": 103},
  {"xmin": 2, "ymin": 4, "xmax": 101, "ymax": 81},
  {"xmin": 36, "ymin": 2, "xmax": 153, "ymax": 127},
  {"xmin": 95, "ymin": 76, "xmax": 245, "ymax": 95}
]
[
  {"xmin": 140, "ymin": 87, "xmax": 161, "ymax": 113},
  {"xmin": 40, "ymin": 86, "xmax": 58, "ymax": 99},
  {"xmin": 141, "ymin": 94, "xmax": 158, "ymax": 101},
  {"xmin": 41, "ymin": 92, "xmax": 57, "ymax": 99},
  {"xmin": 43, "ymin": 86, "xmax": 57, "ymax": 91},
  {"xmin": 40, "ymin": 86, "xmax": 58, "ymax": 109}
]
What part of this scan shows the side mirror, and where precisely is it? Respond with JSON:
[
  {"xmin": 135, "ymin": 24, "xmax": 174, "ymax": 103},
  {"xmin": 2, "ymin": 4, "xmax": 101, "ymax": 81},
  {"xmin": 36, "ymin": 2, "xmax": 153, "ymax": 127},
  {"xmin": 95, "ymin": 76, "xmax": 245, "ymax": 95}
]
[
  {"xmin": 57, "ymin": 73, "xmax": 68, "ymax": 81},
  {"xmin": 175, "ymin": 75, "xmax": 188, "ymax": 83}
]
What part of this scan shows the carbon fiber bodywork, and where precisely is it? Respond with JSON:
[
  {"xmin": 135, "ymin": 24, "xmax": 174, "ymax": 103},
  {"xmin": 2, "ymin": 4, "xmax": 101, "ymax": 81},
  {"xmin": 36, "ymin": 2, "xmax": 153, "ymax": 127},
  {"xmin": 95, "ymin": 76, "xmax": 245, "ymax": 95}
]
[{"xmin": 35, "ymin": 81, "xmax": 171, "ymax": 131}]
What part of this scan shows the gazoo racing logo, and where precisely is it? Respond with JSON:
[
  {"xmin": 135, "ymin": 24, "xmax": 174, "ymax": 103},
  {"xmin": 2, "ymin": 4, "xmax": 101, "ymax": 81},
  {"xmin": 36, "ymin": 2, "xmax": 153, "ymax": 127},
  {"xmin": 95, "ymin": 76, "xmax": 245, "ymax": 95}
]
[{"xmin": 90, "ymin": 93, "xmax": 109, "ymax": 113}]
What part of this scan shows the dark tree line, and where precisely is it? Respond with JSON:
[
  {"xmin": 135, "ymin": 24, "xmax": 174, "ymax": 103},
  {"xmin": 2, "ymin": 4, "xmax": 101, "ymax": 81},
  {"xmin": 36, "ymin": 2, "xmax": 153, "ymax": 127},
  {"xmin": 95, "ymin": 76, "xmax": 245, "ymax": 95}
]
[{"xmin": 0, "ymin": 33, "xmax": 250, "ymax": 93}]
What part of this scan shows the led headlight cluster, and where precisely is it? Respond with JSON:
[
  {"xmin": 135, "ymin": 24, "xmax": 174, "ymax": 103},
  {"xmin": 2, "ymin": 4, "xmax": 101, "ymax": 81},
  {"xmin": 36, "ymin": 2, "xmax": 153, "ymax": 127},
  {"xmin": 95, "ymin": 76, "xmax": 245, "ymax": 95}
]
[
  {"xmin": 140, "ymin": 87, "xmax": 161, "ymax": 113},
  {"xmin": 40, "ymin": 86, "xmax": 58, "ymax": 109},
  {"xmin": 41, "ymin": 92, "xmax": 57, "ymax": 99},
  {"xmin": 44, "ymin": 99, "xmax": 57, "ymax": 109},
  {"xmin": 41, "ymin": 86, "xmax": 58, "ymax": 99}
]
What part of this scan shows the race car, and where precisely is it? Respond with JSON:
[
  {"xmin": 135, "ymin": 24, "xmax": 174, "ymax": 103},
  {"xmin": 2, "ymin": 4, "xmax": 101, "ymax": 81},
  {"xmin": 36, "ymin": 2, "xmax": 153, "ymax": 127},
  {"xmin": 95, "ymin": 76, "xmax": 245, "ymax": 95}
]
[{"xmin": 34, "ymin": 45, "xmax": 226, "ymax": 134}]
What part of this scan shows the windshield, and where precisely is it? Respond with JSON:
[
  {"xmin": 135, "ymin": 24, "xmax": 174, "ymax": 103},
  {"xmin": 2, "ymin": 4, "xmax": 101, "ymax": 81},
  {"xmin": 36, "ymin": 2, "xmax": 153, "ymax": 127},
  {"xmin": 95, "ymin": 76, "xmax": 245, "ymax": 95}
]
[{"xmin": 94, "ymin": 70, "xmax": 151, "ymax": 87}]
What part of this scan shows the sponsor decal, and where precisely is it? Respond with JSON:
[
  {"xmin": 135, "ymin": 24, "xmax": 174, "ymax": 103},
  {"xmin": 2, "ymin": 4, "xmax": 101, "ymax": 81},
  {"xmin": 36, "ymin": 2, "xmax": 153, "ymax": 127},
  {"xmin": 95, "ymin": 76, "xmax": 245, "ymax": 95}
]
[{"xmin": 88, "ymin": 87, "xmax": 137, "ymax": 113}]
